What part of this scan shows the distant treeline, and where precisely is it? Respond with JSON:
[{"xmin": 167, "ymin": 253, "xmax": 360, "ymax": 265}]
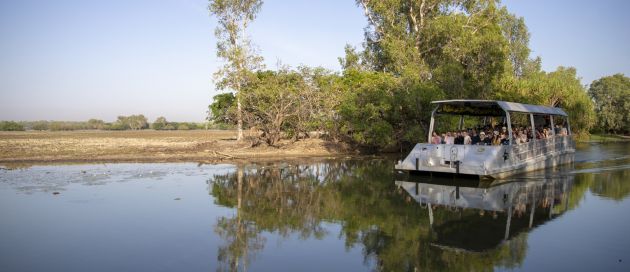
[{"xmin": 0, "ymin": 115, "xmax": 223, "ymax": 131}]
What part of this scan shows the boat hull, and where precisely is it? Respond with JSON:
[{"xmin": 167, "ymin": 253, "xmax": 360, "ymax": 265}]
[{"xmin": 394, "ymin": 136, "xmax": 575, "ymax": 179}]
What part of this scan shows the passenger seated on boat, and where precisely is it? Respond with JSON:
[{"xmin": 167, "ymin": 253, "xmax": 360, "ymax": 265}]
[
  {"xmin": 526, "ymin": 127, "xmax": 534, "ymax": 141},
  {"xmin": 471, "ymin": 130, "xmax": 480, "ymax": 145},
  {"xmin": 519, "ymin": 130, "xmax": 528, "ymax": 143},
  {"xmin": 500, "ymin": 133, "xmax": 510, "ymax": 145},
  {"xmin": 463, "ymin": 131, "xmax": 472, "ymax": 145},
  {"xmin": 441, "ymin": 133, "xmax": 447, "ymax": 144},
  {"xmin": 477, "ymin": 131, "xmax": 492, "ymax": 145},
  {"xmin": 431, "ymin": 132, "xmax": 441, "ymax": 144},
  {"xmin": 454, "ymin": 131, "xmax": 464, "ymax": 145},
  {"xmin": 516, "ymin": 128, "xmax": 522, "ymax": 139},
  {"xmin": 482, "ymin": 132, "xmax": 492, "ymax": 145},
  {"xmin": 492, "ymin": 131, "xmax": 501, "ymax": 145},
  {"xmin": 445, "ymin": 132, "xmax": 454, "ymax": 144},
  {"xmin": 559, "ymin": 125, "xmax": 568, "ymax": 136}
]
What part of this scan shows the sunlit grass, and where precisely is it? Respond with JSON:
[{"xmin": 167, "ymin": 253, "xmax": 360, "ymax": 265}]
[{"xmin": 588, "ymin": 134, "xmax": 630, "ymax": 142}]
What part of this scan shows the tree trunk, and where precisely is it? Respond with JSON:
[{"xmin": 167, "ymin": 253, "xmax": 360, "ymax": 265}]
[{"xmin": 237, "ymin": 96, "xmax": 243, "ymax": 141}]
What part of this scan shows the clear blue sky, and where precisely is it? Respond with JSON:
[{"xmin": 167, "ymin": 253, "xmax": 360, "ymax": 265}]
[{"xmin": 0, "ymin": 0, "xmax": 628, "ymax": 122}]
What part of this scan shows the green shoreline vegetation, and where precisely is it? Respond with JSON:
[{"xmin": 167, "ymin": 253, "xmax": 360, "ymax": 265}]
[{"xmin": 205, "ymin": 0, "xmax": 629, "ymax": 150}]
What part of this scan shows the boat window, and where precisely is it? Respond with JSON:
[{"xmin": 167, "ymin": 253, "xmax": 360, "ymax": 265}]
[
  {"xmin": 432, "ymin": 114, "xmax": 508, "ymax": 146},
  {"xmin": 508, "ymin": 112, "xmax": 533, "ymax": 144}
]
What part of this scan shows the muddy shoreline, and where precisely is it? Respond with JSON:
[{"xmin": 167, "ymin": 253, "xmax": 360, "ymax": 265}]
[{"xmin": 0, "ymin": 130, "xmax": 361, "ymax": 166}]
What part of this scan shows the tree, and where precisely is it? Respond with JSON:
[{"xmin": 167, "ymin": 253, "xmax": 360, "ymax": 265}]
[
  {"xmin": 335, "ymin": 70, "xmax": 443, "ymax": 149},
  {"xmin": 152, "ymin": 116, "xmax": 169, "ymax": 130},
  {"xmin": 240, "ymin": 69, "xmax": 306, "ymax": 146},
  {"xmin": 496, "ymin": 66, "xmax": 596, "ymax": 136},
  {"xmin": 127, "ymin": 115, "xmax": 149, "ymax": 130},
  {"xmin": 589, "ymin": 74, "xmax": 630, "ymax": 134},
  {"xmin": 0, "ymin": 121, "xmax": 25, "ymax": 131},
  {"xmin": 87, "ymin": 119, "xmax": 105, "ymax": 130},
  {"xmin": 208, "ymin": 92, "xmax": 236, "ymax": 125},
  {"xmin": 112, "ymin": 115, "xmax": 148, "ymax": 130},
  {"xmin": 209, "ymin": 0, "xmax": 265, "ymax": 142}
]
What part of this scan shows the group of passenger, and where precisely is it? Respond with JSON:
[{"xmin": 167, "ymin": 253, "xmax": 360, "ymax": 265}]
[{"xmin": 431, "ymin": 124, "xmax": 568, "ymax": 146}]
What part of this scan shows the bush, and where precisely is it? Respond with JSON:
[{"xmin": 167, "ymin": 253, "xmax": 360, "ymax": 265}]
[
  {"xmin": 48, "ymin": 121, "xmax": 86, "ymax": 131},
  {"xmin": 0, "ymin": 121, "xmax": 25, "ymax": 131},
  {"xmin": 31, "ymin": 121, "xmax": 50, "ymax": 131},
  {"xmin": 152, "ymin": 116, "xmax": 169, "ymax": 130},
  {"xmin": 87, "ymin": 119, "xmax": 106, "ymax": 130}
]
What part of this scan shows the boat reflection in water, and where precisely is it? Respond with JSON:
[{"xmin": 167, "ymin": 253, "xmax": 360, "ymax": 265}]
[{"xmin": 396, "ymin": 173, "xmax": 574, "ymax": 253}]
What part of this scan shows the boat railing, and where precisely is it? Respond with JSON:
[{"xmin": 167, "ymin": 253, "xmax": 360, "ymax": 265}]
[{"xmin": 510, "ymin": 135, "xmax": 574, "ymax": 163}]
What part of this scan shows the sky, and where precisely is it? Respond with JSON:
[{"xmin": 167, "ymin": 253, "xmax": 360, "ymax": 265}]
[{"xmin": 0, "ymin": 0, "xmax": 628, "ymax": 122}]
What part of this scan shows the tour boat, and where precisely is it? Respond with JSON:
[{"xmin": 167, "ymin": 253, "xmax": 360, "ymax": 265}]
[{"xmin": 394, "ymin": 100, "xmax": 575, "ymax": 179}]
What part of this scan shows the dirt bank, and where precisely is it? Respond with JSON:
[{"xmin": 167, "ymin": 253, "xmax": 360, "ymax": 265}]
[{"xmin": 0, "ymin": 130, "xmax": 355, "ymax": 165}]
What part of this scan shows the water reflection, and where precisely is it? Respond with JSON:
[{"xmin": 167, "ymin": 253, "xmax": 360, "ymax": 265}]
[
  {"xmin": 396, "ymin": 176, "xmax": 572, "ymax": 252},
  {"xmin": 207, "ymin": 151, "xmax": 630, "ymax": 271},
  {"xmin": 1, "ymin": 144, "xmax": 628, "ymax": 271}
]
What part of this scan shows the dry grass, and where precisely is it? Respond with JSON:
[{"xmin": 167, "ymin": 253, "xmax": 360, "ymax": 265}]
[{"xmin": 0, "ymin": 130, "xmax": 351, "ymax": 164}]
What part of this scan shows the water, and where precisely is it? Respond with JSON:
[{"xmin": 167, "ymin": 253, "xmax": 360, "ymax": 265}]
[{"xmin": 1, "ymin": 143, "xmax": 629, "ymax": 272}]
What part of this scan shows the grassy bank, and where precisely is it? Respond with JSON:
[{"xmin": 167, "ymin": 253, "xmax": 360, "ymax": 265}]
[
  {"xmin": 0, "ymin": 130, "xmax": 352, "ymax": 164},
  {"xmin": 587, "ymin": 134, "xmax": 630, "ymax": 143}
]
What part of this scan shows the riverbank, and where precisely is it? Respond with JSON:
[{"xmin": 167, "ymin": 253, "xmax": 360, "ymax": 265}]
[
  {"xmin": 0, "ymin": 130, "xmax": 354, "ymax": 165},
  {"xmin": 587, "ymin": 134, "xmax": 630, "ymax": 143}
]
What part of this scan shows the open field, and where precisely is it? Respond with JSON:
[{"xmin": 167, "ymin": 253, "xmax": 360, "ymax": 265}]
[{"xmin": 0, "ymin": 130, "xmax": 352, "ymax": 165}]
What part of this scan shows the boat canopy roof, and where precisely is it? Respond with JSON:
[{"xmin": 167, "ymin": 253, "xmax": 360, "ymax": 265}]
[{"xmin": 431, "ymin": 100, "xmax": 568, "ymax": 117}]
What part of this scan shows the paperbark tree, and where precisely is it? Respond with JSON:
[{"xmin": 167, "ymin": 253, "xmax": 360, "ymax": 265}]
[{"xmin": 209, "ymin": 0, "xmax": 264, "ymax": 141}]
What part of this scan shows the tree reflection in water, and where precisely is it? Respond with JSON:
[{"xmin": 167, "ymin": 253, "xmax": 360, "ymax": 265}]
[{"xmin": 208, "ymin": 158, "xmax": 630, "ymax": 271}]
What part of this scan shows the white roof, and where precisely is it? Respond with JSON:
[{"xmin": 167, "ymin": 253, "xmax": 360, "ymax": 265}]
[{"xmin": 432, "ymin": 100, "xmax": 568, "ymax": 116}]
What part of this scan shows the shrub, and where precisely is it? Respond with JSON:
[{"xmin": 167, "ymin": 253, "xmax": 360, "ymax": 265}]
[
  {"xmin": 0, "ymin": 121, "xmax": 25, "ymax": 131},
  {"xmin": 31, "ymin": 121, "xmax": 50, "ymax": 131}
]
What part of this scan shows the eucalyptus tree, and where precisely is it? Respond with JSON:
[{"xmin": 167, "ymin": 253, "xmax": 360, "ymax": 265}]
[{"xmin": 209, "ymin": 0, "xmax": 264, "ymax": 141}]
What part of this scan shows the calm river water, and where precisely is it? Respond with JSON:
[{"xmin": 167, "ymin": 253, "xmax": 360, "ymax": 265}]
[{"xmin": 1, "ymin": 143, "xmax": 629, "ymax": 271}]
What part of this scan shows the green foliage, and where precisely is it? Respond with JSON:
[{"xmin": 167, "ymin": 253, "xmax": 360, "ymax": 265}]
[
  {"xmin": 111, "ymin": 115, "xmax": 148, "ymax": 130},
  {"xmin": 240, "ymin": 69, "xmax": 307, "ymax": 145},
  {"xmin": 208, "ymin": 92, "xmax": 236, "ymax": 124},
  {"xmin": 0, "ymin": 121, "xmax": 25, "ymax": 131},
  {"xmin": 209, "ymin": 0, "xmax": 264, "ymax": 91},
  {"xmin": 152, "ymin": 116, "xmax": 169, "ymax": 130},
  {"xmin": 49, "ymin": 121, "xmax": 79, "ymax": 131},
  {"xmin": 87, "ymin": 119, "xmax": 106, "ymax": 130},
  {"xmin": 335, "ymin": 70, "xmax": 443, "ymax": 149},
  {"xmin": 30, "ymin": 121, "xmax": 50, "ymax": 131},
  {"xmin": 496, "ymin": 66, "xmax": 596, "ymax": 136},
  {"xmin": 176, "ymin": 123, "xmax": 191, "ymax": 130},
  {"xmin": 588, "ymin": 74, "xmax": 630, "ymax": 134}
]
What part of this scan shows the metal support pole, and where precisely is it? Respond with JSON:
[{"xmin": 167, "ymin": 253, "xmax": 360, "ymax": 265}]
[
  {"xmin": 506, "ymin": 111, "xmax": 513, "ymax": 145},
  {"xmin": 428, "ymin": 107, "xmax": 438, "ymax": 143},
  {"xmin": 428, "ymin": 203, "xmax": 434, "ymax": 226},
  {"xmin": 530, "ymin": 113, "xmax": 536, "ymax": 156}
]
